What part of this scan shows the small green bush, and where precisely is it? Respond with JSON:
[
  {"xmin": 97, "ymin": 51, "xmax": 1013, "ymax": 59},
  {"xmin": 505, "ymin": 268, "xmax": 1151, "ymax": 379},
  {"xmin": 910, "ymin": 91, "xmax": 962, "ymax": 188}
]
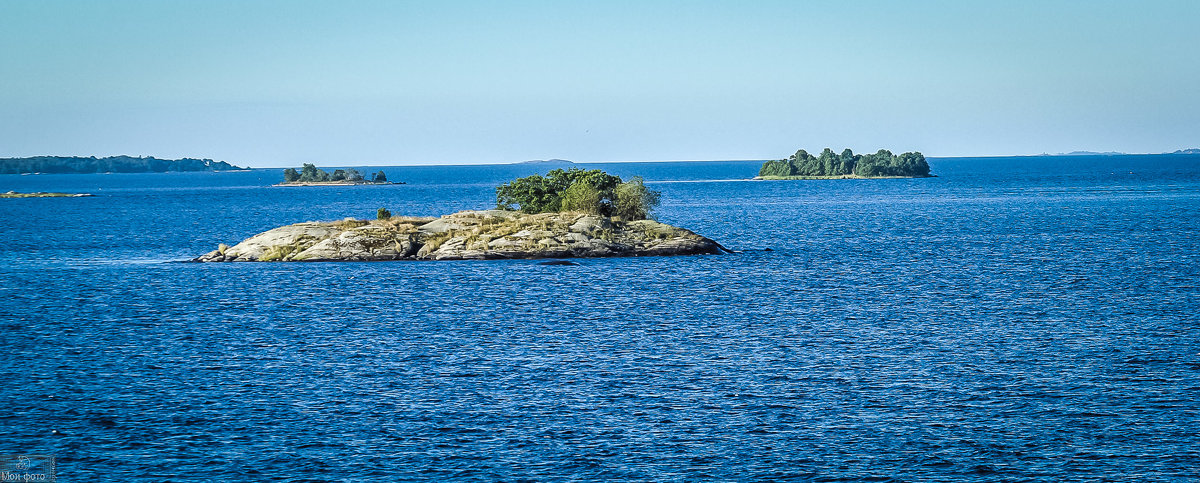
[
  {"xmin": 560, "ymin": 182, "xmax": 603, "ymax": 214},
  {"xmin": 613, "ymin": 176, "xmax": 660, "ymax": 220},
  {"xmin": 377, "ymin": 207, "xmax": 392, "ymax": 220}
]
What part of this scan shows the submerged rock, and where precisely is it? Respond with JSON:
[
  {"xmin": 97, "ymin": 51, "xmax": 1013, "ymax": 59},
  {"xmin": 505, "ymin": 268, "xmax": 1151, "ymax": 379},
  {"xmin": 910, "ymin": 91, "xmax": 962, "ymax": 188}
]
[
  {"xmin": 538, "ymin": 260, "xmax": 579, "ymax": 266},
  {"xmin": 195, "ymin": 210, "xmax": 725, "ymax": 262}
]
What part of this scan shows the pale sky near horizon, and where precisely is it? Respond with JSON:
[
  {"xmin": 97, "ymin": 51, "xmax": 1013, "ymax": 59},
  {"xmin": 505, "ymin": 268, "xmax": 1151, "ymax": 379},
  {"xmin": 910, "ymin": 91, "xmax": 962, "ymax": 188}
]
[{"xmin": 2, "ymin": 0, "xmax": 1197, "ymax": 167}]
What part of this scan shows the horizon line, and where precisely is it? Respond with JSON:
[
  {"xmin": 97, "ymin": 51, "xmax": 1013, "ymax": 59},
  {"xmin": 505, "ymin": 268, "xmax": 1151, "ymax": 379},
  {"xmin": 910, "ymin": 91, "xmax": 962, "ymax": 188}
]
[{"xmin": 4, "ymin": 150, "xmax": 1198, "ymax": 169}]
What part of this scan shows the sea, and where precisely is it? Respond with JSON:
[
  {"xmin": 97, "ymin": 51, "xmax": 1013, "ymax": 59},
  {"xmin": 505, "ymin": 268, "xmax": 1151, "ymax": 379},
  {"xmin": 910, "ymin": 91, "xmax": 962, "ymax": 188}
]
[{"xmin": 1, "ymin": 155, "xmax": 1198, "ymax": 481}]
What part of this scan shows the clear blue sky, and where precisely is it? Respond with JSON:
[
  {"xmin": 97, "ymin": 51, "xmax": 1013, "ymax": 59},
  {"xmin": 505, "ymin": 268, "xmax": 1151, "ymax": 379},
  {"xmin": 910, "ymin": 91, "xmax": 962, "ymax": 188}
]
[{"xmin": 2, "ymin": 0, "xmax": 1197, "ymax": 166}]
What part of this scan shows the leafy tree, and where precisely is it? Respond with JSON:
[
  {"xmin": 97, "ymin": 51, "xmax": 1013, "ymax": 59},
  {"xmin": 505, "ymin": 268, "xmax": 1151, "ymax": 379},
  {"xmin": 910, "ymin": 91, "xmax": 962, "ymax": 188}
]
[
  {"xmin": 300, "ymin": 163, "xmax": 321, "ymax": 181},
  {"xmin": 758, "ymin": 159, "xmax": 792, "ymax": 177},
  {"xmin": 283, "ymin": 168, "xmax": 300, "ymax": 182},
  {"xmin": 345, "ymin": 168, "xmax": 364, "ymax": 182},
  {"xmin": 331, "ymin": 169, "xmax": 347, "ymax": 181},
  {"xmin": 839, "ymin": 149, "xmax": 857, "ymax": 174},
  {"xmin": 560, "ymin": 182, "xmax": 604, "ymax": 214},
  {"xmin": 854, "ymin": 149, "xmax": 903, "ymax": 176},
  {"xmin": 790, "ymin": 149, "xmax": 819, "ymax": 176},
  {"xmin": 495, "ymin": 168, "xmax": 655, "ymax": 219},
  {"xmin": 817, "ymin": 148, "xmax": 838, "ymax": 176},
  {"xmin": 896, "ymin": 152, "xmax": 930, "ymax": 177},
  {"xmin": 377, "ymin": 207, "xmax": 392, "ymax": 219},
  {"xmin": 613, "ymin": 176, "xmax": 661, "ymax": 220},
  {"xmin": 497, "ymin": 172, "xmax": 564, "ymax": 213},
  {"xmin": 373, "ymin": 171, "xmax": 388, "ymax": 182}
]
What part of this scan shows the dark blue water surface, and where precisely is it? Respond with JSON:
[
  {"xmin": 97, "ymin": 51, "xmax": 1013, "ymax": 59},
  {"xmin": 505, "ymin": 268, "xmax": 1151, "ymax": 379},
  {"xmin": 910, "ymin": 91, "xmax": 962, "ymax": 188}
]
[{"xmin": 2, "ymin": 156, "xmax": 1199, "ymax": 481}]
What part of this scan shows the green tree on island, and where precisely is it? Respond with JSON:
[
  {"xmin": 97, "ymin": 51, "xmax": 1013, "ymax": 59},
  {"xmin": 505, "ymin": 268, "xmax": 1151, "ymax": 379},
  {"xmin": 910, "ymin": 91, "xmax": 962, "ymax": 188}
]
[
  {"xmin": 282, "ymin": 165, "xmax": 375, "ymax": 183},
  {"xmin": 612, "ymin": 177, "xmax": 660, "ymax": 220},
  {"xmin": 299, "ymin": 163, "xmax": 328, "ymax": 182},
  {"xmin": 495, "ymin": 168, "xmax": 660, "ymax": 220},
  {"xmin": 759, "ymin": 148, "xmax": 930, "ymax": 178}
]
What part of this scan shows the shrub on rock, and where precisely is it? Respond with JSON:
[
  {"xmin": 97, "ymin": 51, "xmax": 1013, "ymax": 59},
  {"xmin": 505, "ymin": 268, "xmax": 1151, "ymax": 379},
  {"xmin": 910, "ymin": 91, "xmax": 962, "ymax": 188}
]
[{"xmin": 495, "ymin": 168, "xmax": 659, "ymax": 220}]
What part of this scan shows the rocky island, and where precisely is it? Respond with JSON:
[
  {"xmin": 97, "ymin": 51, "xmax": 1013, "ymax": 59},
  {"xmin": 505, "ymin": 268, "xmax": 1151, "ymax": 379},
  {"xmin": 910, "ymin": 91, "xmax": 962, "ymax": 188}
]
[
  {"xmin": 198, "ymin": 168, "xmax": 726, "ymax": 262},
  {"xmin": 195, "ymin": 210, "xmax": 723, "ymax": 262},
  {"xmin": 756, "ymin": 148, "xmax": 932, "ymax": 179}
]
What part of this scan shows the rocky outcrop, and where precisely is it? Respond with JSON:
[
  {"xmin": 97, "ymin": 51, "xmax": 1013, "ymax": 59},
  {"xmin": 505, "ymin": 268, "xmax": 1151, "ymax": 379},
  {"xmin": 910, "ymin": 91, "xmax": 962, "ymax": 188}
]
[
  {"xmin": 195, "ymin": 210, "xmax": 725, "ymax": 262},
  {"xmin": 2, "ymin": 191, "xmax": 93, "ymax": 198}
]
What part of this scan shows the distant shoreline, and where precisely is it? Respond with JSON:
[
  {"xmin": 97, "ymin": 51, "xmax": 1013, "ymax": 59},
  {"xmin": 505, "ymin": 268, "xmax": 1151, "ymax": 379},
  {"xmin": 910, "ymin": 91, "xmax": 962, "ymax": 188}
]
[{"xmin": 0, "ymin": 155, "xmax": 247, "ymax": 174}]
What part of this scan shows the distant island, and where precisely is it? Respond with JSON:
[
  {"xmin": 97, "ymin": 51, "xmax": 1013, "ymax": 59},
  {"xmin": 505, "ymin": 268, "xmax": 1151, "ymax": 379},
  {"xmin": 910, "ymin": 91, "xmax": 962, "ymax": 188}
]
[
  {"xmin": 756, "ymin": 148, "xmax": 931, "ymax": 179},
  {"xmin": 1043, "ymin": 149, "xmax": 1200, "ymax": 156},
  {"xmin": 517, "ymin": 159, "xmax": 574, "ymax": 165},
  {"xmin": 1051, "ymin": 151, "xmax": 1130, "ymax": 156},
  {"xmin": 276, "ymin": 164, "xmax": 402, "ymax": 186},
  {"xmin": 0, "ymin": 155, "xmax": 247, "ymax": 175}
]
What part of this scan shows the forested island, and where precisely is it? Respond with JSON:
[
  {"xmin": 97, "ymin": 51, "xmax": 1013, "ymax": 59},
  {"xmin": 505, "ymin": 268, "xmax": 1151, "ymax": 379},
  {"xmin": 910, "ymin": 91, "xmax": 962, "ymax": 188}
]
[
  {"xmin": 757, "ymin": 148, "xmax": 931, "ymax": 179},
  {"xmin": 276, "ymin": 164, "xmax": 400, "ymax": 186},
  {"xmin": 0, "ymin": 156, "xmax": 246, "ymax": 174},
  {"xmin": 516, "ymin": 159, "xmax": 574, "ymax": 166},
  {"xmin": 199, "ymin": 168, "xmax": 723, "ymax": 262}
]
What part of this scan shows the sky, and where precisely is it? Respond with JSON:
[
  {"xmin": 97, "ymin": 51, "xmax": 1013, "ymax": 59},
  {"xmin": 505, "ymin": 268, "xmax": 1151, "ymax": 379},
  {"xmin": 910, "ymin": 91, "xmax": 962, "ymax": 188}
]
[{"xmin": 1, "ymin": 0, "xmax": 1198, "ymax": 166}]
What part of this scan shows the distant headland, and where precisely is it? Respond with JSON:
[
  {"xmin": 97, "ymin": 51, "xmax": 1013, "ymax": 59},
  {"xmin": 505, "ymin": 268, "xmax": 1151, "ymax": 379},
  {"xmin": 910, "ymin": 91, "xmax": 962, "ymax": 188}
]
[
  {"xmin": 275, "ymin": 164, "xmax": 402, "ymax": 186},
  {"xmin": 516, "ymin": 159, "xmax": 574, "ymax": 165},
  {"xmin": 1041, "ymin": 149, "xmax": 1200, "ymax": 156},
  {"xmin": 1050, "ymin": 151, "xmax": 1130, "ymax": 156},
  {"xmin": 0, "ymin": 156, "xmax": 247, "ymax": 175},
  {"xmin": 755, "ymin": 148, "xmax": 932, "ymax": 180}
]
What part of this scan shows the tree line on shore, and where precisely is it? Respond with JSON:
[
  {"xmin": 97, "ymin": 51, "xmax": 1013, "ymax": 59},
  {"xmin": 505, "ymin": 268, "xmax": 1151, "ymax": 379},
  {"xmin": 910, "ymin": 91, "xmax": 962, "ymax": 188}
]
[
  {"xmin": 759, "ymin": 148, "xmax": 930, "ymax": 178},
  {"xmin": 0, "ymin": 156, "xmax": 245, "ymax": 174}
]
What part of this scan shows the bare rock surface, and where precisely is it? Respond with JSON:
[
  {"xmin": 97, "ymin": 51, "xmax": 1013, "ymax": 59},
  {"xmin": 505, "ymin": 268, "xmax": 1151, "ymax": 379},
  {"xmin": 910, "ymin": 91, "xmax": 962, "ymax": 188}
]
[{"xmin": 195, "ymin": 210, "xmax": 725, "ymax": 262}]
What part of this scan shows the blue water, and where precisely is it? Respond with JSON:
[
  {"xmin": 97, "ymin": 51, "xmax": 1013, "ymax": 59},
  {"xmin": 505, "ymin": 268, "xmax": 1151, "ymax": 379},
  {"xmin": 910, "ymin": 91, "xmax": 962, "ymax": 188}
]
[{"xmin": 2, "ymin": 155, "xmax": 1199, "ymax": 481}]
